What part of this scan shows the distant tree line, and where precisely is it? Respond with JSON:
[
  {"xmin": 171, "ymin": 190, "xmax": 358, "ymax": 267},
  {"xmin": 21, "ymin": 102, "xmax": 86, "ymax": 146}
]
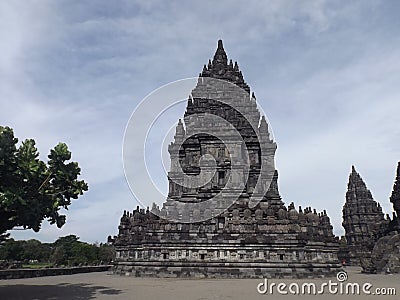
[{"xmin": 0, "ymin": 235, "xmax": 114, "ymax": 268}]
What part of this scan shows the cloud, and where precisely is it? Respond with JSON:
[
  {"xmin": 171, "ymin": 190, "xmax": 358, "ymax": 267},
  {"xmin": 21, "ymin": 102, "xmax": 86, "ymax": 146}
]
[{"xmin": 2, "ymin": 1, "xmax": 400, "ymax": 241}]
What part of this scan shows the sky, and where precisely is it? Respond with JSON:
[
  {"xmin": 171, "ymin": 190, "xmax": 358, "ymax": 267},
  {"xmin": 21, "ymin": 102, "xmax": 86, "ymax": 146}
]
[{"xmin": 1, "ymin": 0, "xmax": 399, "ymax": 243}]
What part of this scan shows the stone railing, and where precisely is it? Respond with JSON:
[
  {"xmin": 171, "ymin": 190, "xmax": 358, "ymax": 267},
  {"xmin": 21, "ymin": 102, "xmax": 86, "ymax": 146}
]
[{"xmin": 0, "ymin": 265, "xmax": 112, "ymax": 280}]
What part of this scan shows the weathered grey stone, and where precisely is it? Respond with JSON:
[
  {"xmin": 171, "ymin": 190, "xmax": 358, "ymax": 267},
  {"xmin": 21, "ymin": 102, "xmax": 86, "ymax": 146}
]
[
  {"xmin": 0, "ymin": 266, "xmax": 111, "ymax": 280},
  {"xmin": 389, "ymin": 162, "xmax": 400, "ymax": 231},
  {"xmin": 360, "ymin": 162, "xmax": 400, "ymax": 273},
  {"xmin": 362, "ymin": 233, "xmax": 400, "ymax": 274},
  {"xmin": 342, "ymin": 166, "xmax": 389, "ymax": 265},
  {"xmin": 111, "ymin": 40, "xmax": 341, "ymax": 278}
]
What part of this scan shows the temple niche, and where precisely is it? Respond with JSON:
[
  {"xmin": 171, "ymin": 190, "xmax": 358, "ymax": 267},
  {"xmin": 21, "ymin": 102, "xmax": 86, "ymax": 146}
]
[{"xmin": 111, "ymin": 40, "xmax": 341, "ymax": 278}]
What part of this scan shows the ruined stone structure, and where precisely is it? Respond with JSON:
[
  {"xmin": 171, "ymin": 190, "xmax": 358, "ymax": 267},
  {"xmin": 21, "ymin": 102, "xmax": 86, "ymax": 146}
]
[
  {"xmin": 112, "ymin": 40, "xmax": 341, "ymax": 278},
  {"xmin": 389, "ymin": 162, "xmax": 400, "ymax": 230},
  {"xmin": 363, "ymin": 162, "xmax": 400, "ymax": 273},
  {"xmin": 342, "ymin": 166, "xmax": 389, "ymax": 265}
]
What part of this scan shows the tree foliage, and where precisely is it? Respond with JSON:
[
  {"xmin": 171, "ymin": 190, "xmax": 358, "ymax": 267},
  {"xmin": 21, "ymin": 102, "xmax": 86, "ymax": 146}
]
[
  {"xmin": 0, "ymin": 126, "xmax": 88, "ymax": 238},
  {"xmin": 51, "ymin": 235, "xmax": 115, "ymax": 266},
  {"xmin": 0, "ymin": 235, "xmax": 115, "ymax": 267},
  {"xmin": 0, "ymin": 238, "xmax": 25, "ymax": 261}
]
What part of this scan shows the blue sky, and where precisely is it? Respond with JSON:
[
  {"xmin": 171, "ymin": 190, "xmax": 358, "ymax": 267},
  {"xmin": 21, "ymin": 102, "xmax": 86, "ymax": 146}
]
[{"xmin": 1, "ymin": 1, "xmax": 400, "ymax": 243}]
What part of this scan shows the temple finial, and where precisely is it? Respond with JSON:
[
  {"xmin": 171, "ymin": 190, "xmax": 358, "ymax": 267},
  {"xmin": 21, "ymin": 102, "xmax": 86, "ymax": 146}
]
[
  {"xmin": 212, "ymin": 39, "xmax": 228, "ymax": 65},
  {"xmin": 175, "ymin": 119, "xmax": 185, "ymax": 140},
  {"xmin": 259, "ymin": 116, "xmax": 268, "ymax": 132}
]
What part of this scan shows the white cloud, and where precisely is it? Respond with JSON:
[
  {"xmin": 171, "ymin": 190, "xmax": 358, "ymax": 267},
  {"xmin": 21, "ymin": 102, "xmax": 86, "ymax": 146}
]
[{"xmin": 1, "ymin": 1, "xmax": 399, "ymax": 241}]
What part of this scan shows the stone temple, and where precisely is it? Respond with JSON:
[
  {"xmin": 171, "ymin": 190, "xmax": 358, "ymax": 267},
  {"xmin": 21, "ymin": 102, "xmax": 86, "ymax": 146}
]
[
  {"xmin": 111, "ymin": 40, "xmax": 341, "ymax": 278},
  {"xmin": 341, "ymin": 163, "xmax": 400, "ymax": 272},
  {"xmin": 341, "ymin": 166, "xmax": 389, "ymax": 265}
]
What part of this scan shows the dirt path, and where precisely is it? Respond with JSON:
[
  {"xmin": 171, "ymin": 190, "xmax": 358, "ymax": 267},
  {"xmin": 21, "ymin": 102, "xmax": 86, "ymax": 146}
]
[{"xmin": 0, "ymin": 267, "xmax": 398, "ymax": 299}]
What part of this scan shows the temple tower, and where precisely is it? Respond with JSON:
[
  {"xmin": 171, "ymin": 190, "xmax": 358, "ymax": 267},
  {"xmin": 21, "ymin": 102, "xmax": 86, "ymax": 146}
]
[
  {"xmin": 342, "ymin": 166, "xmax": 388, "ymax": 264},
  {"xmin": 112, "ymin": 40, "xmax": 341, "ymax": 278},
  {"xmin": 390, "ymin": 162, "xmax": 400, "ymax": 219},
  {"xmin": 162, "ymin": 40, "xmax": 281, "ymax": 220},
  {"xmin": 388, "ymin": 162, "xmax": 400, "ymax": 231}
]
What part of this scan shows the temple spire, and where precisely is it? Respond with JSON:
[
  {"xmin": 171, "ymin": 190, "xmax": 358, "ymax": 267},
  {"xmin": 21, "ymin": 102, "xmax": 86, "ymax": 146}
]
[
  {"xmin": 390, "ymin": 161, "xmax": 400, "ymax": 218},
  {"xmin": 174, "ymin": 119, "xmax": 185, "ymax": 143},
  {"xmin": 200, "ymin": 40, "xmax": 250, "ymax": 93},
  {"xmin": 342, "ymin": 165, "xmax": 387, "ymax": 264},
  {"xmin": 347, "ymin": 166, "xmax": 373, "ymax": 203},
  {"xmin": 259, "ymin": 116, "xmax": 271, "ymax": 142},
  {"xmin": 212, "ymin": 39, "xmax": 228, "ymax": 65}
]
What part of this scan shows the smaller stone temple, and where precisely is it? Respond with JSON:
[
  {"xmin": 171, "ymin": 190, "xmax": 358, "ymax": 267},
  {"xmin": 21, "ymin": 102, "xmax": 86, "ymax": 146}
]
[
  {"xmin": 342, "ymin": 166, "xmax": 389, "ymax": 265},
  {"xmin": 360, "ymin": 162, "xmax": 400, "ymax": 273}
]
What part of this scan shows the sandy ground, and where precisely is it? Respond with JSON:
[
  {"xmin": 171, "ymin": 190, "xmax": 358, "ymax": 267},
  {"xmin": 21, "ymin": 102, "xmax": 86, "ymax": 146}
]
[{"xmin": 0, "ymin": 267, "xmax": 399, "ymax": 300}]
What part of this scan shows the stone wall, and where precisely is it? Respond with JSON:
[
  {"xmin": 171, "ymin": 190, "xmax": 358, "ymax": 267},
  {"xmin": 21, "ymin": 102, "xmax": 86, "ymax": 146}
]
[
  {"xmin": 114, "ymin": 261, "xmax": 340, "ymax": 279},
  {"xmin": 0, "ymin": 265, "xmax": 112, "ymax": 280}
]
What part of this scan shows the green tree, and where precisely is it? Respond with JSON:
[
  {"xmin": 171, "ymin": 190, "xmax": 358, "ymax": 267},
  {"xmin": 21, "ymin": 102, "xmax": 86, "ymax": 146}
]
[
  {"xmin": 1, "ymin": 235, "xmax": 114, "ymax": 267},
  {"xmin": 50, "ymin": 235, "xmax": 79, "ymax": 266},
  {"xmin": 51, "ymin": 235, "xmax": 99, "ymax": 266},
  {"xmin": 70, "ymin": 242, "xmax": 98, "ymax": 266},
  {"xmin": 0, "ymin": 126, "xmax": 88, "ymax": 239},
  {"xmin": 50, "ymin": 246, "xmax": 66, "ymax": 266},
  {"xmin": 98, "ymin": 244, "xmax": 115, "ymax": 264},
  {"xmin": 22, "ymin": 239, "xmax": 51, "ymax": 262},
  {"xmin": 0, "ymin": 238, "xmax": 25, "ymax": 261}
]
